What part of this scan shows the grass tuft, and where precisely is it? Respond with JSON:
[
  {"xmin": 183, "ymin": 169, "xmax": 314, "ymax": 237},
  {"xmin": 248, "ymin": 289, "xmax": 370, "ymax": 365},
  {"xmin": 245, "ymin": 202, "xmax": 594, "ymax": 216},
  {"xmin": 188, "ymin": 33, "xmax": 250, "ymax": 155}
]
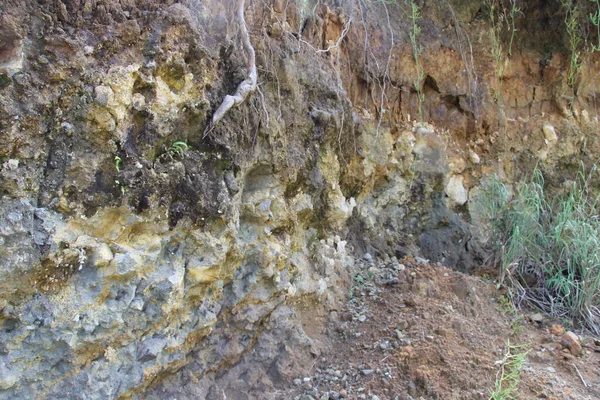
[
  {"xmin": 474, "ymin": 165, "xmax": 600, "ymax": 334},
  {"xmin": 488, "ymin": 341, "xmax": 530, "ymax": 400}
]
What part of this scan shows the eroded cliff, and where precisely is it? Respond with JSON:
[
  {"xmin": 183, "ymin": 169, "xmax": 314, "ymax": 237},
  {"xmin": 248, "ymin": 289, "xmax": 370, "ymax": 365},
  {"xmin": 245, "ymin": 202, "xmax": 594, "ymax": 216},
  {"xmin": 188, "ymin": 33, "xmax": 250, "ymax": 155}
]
[{"xmin": 1, "ymin": 0, "xmax": 599, "ymax": 398}]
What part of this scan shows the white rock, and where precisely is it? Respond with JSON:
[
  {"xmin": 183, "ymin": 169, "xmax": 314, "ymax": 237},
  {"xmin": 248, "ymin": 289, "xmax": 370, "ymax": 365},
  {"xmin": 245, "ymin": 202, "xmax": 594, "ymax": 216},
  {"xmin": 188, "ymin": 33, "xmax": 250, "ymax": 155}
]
[
  {"xmin": 90, "ymin": 243, "xmax": 114, "ymax": 268},
  {"xmin": 445, "ymin": 175, "xmax": 469, "ymax": 205},
  {"xmin": 542, "ymin": 124, "xmax": 557, "ymax": 142},
  {"xmin": 6, "ymin": 159, "xmax": 19, "ymax": 170},
  {"xmin": 468, "ymin": 150, "xmax": 480, "ymax": 164}
]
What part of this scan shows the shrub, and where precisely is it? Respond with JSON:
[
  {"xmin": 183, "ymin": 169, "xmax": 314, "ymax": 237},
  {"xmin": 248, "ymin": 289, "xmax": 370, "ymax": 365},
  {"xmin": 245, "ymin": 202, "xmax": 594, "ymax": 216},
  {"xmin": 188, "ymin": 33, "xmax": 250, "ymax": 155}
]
[{"xmin": 475, "ymin": 165, "xmax": 600, "ymax": 334}]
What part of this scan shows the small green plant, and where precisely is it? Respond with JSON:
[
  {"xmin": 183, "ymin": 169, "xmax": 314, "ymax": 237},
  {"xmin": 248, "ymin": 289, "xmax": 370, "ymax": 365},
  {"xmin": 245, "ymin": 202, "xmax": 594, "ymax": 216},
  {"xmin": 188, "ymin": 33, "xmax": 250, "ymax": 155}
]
[
  {"xmin": 485, "ymin": 0, "xmax": 504, "ymax": 102},
  {"xmin": 407, "ymin": 0, "xmax": 425, "ymax": 120},
  {"xmin": 590, "ymin": 0, "xmax": 600, "ymax": 51},
  {"xmin": 562, "ymin": 0, "xmax": 583, "ymax": 88},
  {"xmin": 498, "ymin": 293, "xmax": 516, "ymax": 315},
  {"xmin": 168, "ymin": 141, "xmax": 190, "ymax": 158},
  {"xmin": 484, "ymin": 0, "xmax": 521, "ymax": 101},
  {"xmin": 488, "ymin": 341, "xmax": 530, "ymax": 399},
  {"xmin": 507, "ymin": 1, "xmax": 521, "ymax": 56},
  {"xmin": 114, "ymin": 155, "xmax": 122, "ymax": 172}
]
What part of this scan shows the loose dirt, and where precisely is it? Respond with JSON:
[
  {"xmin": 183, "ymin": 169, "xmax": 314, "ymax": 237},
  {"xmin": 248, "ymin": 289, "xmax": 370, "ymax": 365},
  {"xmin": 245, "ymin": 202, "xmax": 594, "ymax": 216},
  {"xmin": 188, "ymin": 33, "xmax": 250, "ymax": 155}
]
[{"xmin": 284, "ymin": 258, "xmax": 600, "ymax": 400}]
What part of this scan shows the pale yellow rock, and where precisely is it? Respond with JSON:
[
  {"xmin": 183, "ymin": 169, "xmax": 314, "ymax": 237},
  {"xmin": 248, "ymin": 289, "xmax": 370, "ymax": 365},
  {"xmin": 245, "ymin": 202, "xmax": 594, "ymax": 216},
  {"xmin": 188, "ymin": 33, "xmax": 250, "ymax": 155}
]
[
  {"xmin": 445, "ymin": 175, "xmax": 468, "ymax": 205},
  {"xmin": 90, "ymin": 243, "xmax": 114, "ymax": 268},
  {"xmin": 542, "ymin": 124, "xmax": 557, "ymax": 142},
  {"xmin": 468, "ymin": 150, "xmax": 480, "ymax": 164},
  {"xmin": 187, "ymin": 266, "xmax": 220, "ymax": 284}
]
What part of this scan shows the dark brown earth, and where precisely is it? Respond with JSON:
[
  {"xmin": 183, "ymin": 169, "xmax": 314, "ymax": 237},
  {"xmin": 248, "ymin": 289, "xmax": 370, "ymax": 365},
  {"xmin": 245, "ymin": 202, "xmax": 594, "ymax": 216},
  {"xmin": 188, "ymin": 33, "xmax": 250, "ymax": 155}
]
[{"xmin": 282, "ymin": 258, "xmax": 600, "ymax": 400}]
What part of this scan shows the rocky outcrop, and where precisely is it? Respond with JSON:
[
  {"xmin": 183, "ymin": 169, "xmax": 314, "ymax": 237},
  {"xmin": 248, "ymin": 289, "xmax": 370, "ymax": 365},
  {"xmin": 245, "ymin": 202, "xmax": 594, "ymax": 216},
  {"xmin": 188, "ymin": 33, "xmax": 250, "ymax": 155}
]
[{"xmin": 1, "ymin": 0, "xmax": 600, "ymax": 398}]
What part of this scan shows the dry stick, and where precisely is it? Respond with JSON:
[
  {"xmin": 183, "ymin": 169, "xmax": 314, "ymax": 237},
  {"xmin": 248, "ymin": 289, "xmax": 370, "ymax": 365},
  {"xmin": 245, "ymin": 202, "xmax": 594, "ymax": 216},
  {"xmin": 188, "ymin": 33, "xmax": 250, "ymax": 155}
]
[
  {"xmin": 572, "ymin": 363, "xmax": 588, "ymax": 388},
  {"xmin": 376, "ymin": 0, "xmax": 393, "ymax": 137},
  {"xmin": 204, "ymin": 0, "xmax": 257, "ymax": 137}
]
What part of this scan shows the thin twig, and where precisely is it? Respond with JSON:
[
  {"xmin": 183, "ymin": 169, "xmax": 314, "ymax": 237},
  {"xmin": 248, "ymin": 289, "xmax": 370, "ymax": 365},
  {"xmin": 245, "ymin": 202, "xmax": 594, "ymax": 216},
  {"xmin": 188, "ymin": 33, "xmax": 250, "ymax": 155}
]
[{"xmin": 573, "ymin": 363, "xmax": 588, "ymax": 388}]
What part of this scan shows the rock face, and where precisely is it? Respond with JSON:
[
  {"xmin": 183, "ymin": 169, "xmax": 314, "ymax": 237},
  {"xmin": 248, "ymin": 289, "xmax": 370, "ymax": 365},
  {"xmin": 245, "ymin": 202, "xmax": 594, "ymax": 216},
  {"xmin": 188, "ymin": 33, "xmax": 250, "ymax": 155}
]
[{"xmin": 0, "ymin": 0, "xmax": 599, "ymax": 399}]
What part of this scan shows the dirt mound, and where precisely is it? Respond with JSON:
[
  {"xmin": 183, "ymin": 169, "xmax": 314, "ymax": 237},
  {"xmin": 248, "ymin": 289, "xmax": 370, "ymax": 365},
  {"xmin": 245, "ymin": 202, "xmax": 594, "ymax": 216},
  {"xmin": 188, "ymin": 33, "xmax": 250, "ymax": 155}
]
[{"xmin": 283, "ymin": 259, "xmax": 600, "ymax": 400}]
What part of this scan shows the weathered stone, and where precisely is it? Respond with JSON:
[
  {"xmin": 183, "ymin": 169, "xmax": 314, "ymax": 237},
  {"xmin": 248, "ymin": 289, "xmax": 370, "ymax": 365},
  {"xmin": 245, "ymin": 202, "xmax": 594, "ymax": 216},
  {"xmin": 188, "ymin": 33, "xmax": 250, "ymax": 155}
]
[
  {"xmin": 468, "ymin": 150, "xmax": 480, "ymax": 164},
  {"xmin": 542, "ymin": 124, "xmax": 557, "ymax": 142},
  {"xmin": 530, "ymin": 313, "xmax": 544, "ymax": 323},
  {"xmin": 94, "ymin": 85, "xmax": 115, "ymax": 107},
  {"xmin": 445, "ymin": 175, "xmax": 469, "ymax": 205},
  {"xmin": 561, "ymin": 331, "xmax": 582, "ymax": 356}
]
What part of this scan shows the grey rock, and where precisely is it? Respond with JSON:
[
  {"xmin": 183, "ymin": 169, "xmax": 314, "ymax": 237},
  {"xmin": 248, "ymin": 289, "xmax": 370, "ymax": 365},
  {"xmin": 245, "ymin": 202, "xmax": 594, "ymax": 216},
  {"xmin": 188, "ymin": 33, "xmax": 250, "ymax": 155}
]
[
  {"xmin": 361, "ymin": 369, "xmax": 374, "ymax": 375},
  {"xmin": 137, "ymin": 336, "xmax": 167, "ymax": 362},
  {"xmin": 94, "ymin": 85, "xmax": 114, "ymax": 106}
]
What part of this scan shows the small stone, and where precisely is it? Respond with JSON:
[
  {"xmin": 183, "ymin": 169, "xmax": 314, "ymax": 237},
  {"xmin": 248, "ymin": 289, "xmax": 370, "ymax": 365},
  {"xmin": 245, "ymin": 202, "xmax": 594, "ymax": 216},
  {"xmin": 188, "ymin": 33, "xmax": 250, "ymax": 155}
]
[
  {"xmin": 94, "ymin": 85, "xmax": 114, "ymax": 106},
  {"xmin": 132, "ymin": 92, "xmax": 146, "ymax": 111},
  {"xmin": 546, "ymin": 366, "xmax": 556, "ymax": 373},
  {"xmin": 468, "ymin": 149, "xmax": 481, "ymax": 164},
  {"xmin": 445, "ymin": 174, "xmax": 469, "ymax": 205},
  {"xmin": 396, "ymin": 321, "xmax": 409, "ymax": 331},
  {"xmin": 542, "ymin": 124, "xmax": 557, "ymax": 142},
  {"xmin": 361, "ymin": 369, "xmax": 374, "ymax": 375},
  {"xmin": 294, "ymin": 378, "xmax": 302, "ymax": 386},
  {"xmin": 339, "ymin": 389, "xmax": 347, "ymax": 398},
  {"xmin": 84, "ymin": 45, "xmax": 94, "ymax": 55},
  {"xmin": 61, "ymin": 121, "xmax": 74, "ymax": 134},
  {"xmin": 363, "ymin": 253, "xmax": 373, "ymax": 263},
  {"xmin": 37, "ymin": 55, "xmax": 49, "ymax": 64},
  {"xmin": 6, "ymin": 159, "xmax": 19, "ymax": 170},
  {"xmin": 561, "ymin": 331, "xmax": 582, "ymax": 356},
  {"xmin": 530, "ymin": 313, "xmax": 544, "ymax": 323},
  {"xmin": 358, "ymin": 315, "xmax": 366, "ymax": 322},
  {"xmin": 303, "ymin": 377, "xmax": 312, "ymax": 382}
]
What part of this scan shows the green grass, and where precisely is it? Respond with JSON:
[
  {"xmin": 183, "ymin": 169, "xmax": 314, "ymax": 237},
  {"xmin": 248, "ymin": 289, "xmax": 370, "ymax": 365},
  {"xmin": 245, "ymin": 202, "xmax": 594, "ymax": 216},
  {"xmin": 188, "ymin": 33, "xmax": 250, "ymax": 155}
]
[
  {"xmin": 562, "ymin": 0, "xmax": 583, "ymax": 88},
  {"xmin": 590, "ymin": 0, "xmax": 600, "ymax": 51},
  {"xmin": 488, "ymin": 341, "xmax": 530, "ymax": 400},
  {"xmin": 474, "ymin": 165, "xmax": 600, "ymax": 334},
  {"xmin": 168, "ymin": 141, "xmax": 190, "ymax": 158},
  {"xmin": 407, "ymin": 0, "xmax": 425, "ymax": 120}
]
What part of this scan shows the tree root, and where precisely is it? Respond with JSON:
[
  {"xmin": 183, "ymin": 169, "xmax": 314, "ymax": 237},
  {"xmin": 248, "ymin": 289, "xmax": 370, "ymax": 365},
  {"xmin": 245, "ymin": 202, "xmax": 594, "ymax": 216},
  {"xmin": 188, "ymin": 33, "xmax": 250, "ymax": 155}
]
[{"xmin": 204, "ymin": 0, "xmax": 257, "ymax": 137}]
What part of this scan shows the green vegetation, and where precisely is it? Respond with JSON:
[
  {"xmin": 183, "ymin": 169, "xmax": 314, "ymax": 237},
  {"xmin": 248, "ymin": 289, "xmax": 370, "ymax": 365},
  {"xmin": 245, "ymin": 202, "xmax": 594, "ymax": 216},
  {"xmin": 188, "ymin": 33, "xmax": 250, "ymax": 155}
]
[
  {"xmin": 474, "ymin": 166, "xmax": 600, "ymax": 334},
  {"xmin": 488, "ymin": 340, "xmax": 530, "ymax": 400},
  {"xmin": 407, "ymin": 0, "xmax": 425, "ymax": 120},
  {"xmin": 168, "ymin": 141, "xmax": 190, "ymax": 158},
  {"xmin": 484, "ymin": 0, "xmax": 521, "ymax": 102},
  {"xmin": 590, "ymin": 0, "xmax": 600, "ymax": 51},
  {"xmin": 562, "ymin": 0, "xmax": 583, "ymax": 88},
  {"xmin": 507, "ymin": 1, "xmax": 521, "ymax": 56},
  {"xmin": 114, "ymin": 155, "xmax": 122, "ymax": 172}
]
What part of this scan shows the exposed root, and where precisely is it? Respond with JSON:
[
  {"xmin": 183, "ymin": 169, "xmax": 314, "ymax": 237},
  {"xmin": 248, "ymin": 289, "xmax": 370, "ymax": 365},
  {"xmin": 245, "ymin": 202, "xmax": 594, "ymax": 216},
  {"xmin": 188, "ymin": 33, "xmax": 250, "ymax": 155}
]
[{"xmin": 204, "ymin": 0, "xmax": 257, "ymax": 137}]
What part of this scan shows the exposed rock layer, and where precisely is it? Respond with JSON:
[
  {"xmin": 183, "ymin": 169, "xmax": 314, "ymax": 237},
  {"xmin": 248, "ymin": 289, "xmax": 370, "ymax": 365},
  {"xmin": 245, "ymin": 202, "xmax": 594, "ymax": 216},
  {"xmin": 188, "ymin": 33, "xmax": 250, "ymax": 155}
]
[{"xmin": 0, "ymin": 0, "xmax": 599, "ymax": 398}]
